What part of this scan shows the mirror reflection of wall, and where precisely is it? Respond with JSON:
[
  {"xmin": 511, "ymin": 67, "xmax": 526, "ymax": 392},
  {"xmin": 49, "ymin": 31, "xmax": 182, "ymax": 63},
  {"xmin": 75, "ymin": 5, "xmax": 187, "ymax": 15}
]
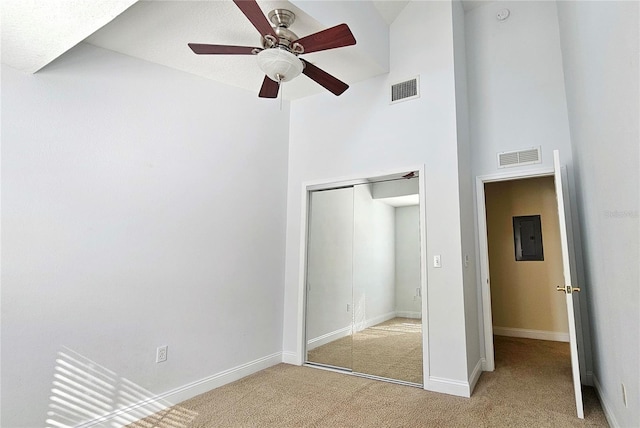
[
  {"xmin": 305, "ymin": 176, "xmax": 423, "ymax": 385},
  {"xmin": 305, "ymin": 187, "xmax": 354, "ymax": 370},
  {"xmin": 395, "ymin": 205, "xmax": 422, "ymax": 319}
]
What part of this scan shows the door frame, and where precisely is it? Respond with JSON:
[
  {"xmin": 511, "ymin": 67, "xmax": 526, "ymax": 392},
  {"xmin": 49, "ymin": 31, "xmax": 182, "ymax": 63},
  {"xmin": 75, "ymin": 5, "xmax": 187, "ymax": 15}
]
[
  {"xmin": 476, "ymin": 168, "xmax": 584, "ymax": 371},
  {"xmin": 476, "ymin": 166, "xmax": 591, "ymax": 385},
  {"xmin": 296, "ymin": 165, "xmax": 429, "ymax": 385}
]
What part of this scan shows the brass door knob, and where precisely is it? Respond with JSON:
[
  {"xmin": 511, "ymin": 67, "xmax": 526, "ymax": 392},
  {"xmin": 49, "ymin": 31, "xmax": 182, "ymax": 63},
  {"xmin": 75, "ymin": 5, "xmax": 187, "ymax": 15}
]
[{"xmin": 557, "ymin": 285, "xmax": 581, "ymax": 293}]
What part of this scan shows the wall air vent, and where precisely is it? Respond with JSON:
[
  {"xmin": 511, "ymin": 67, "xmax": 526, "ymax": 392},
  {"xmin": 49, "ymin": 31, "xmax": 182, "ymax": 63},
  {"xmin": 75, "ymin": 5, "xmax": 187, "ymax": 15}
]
[
  {"xmin": 390, "ymin": 76, "xmax": 420, "ymax": 104},
  {"xmin": 497, "ymin": 147, "xmax": 542, "ymax": 168}
]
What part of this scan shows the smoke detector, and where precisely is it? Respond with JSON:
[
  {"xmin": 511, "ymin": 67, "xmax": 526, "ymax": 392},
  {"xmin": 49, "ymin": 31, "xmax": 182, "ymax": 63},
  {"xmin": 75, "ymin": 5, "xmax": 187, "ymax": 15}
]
[{"xmin": 497, "ymin": 9, "xmax": 510, "ymax": 21}]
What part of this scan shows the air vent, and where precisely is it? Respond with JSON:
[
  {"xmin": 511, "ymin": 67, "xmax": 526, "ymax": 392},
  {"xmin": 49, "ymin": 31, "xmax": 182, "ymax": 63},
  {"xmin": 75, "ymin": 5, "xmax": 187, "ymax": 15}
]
[
  {"xmin": 497, "ymin": 147, "xmax": 541, "ymax": 168},
  {"xmin": 390, "ymin": 76, "xmax": 420, "ymax": 104}
]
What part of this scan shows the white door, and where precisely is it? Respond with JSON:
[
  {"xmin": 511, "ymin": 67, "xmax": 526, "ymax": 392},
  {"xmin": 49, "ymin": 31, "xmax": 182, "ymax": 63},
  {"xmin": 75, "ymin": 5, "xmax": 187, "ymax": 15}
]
[{"xmin": 553, "ymin": 150, "xmax": 584, "ymax": 419}]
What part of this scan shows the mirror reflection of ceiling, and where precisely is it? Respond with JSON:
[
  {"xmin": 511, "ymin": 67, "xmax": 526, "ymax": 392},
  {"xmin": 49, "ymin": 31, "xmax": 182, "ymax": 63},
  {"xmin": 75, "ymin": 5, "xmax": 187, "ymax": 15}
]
[
  {"xmin": 376, "ymin": 194, "xmax": 419, "ymax": 207},
  {"xmin": 371, "ymin": 177, "xmax": 419, "ymax": 207}
]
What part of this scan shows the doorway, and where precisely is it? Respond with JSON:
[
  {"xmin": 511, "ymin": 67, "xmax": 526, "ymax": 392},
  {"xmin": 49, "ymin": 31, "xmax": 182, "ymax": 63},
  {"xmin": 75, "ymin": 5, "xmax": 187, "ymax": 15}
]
[
  {"xmin": 302, "ymin": 170, "xmax": 427, "ymax": 387},
  {"xmin": 477, "ymin": 168, "xmax": 587, "ymax": 372},
  {"xmin": 483, "ymin": 175, "xmax": 578, "ymax": 398},
  {"xmin": 476, "ymin": 159, "xmax": 587, "ymax": 418},
  {"xmin": 484, "ymin": 176, "xmax": 569, "ymax": 344}
]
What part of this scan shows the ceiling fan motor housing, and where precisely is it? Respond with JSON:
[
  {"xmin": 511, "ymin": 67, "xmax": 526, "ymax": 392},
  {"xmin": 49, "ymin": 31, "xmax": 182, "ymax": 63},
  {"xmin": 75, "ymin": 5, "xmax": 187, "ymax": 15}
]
[
  {"xmin": 268, "ymin": 9, "xmax": 295, "ymax": 27},
  {"xmin": 261, "ymin": 9, "xmax": 302, "ymax": 53},
  {"xmin": 188, "ymin": 0, "xmax": 355, "ymax": 97}
]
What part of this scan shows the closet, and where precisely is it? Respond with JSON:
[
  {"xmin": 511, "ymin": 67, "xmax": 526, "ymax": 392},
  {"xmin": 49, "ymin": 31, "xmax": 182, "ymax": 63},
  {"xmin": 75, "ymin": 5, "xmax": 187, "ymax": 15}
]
[{"xmin": 304, "ymin": 176, "xmax": 423, "ymax": 385}]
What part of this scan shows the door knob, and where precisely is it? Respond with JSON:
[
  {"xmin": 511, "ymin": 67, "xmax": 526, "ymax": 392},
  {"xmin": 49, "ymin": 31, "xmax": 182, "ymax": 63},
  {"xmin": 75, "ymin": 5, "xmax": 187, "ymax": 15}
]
[{"xmin": 557, "ymin": 285, "xmax": 581, "ymax": 294}]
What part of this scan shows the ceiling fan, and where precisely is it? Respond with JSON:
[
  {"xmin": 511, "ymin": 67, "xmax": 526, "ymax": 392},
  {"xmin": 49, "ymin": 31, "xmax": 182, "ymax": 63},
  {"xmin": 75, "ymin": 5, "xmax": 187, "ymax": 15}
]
[{"xmin": 188, "ymin": 0, "xmax": 356, "ymax": 98}]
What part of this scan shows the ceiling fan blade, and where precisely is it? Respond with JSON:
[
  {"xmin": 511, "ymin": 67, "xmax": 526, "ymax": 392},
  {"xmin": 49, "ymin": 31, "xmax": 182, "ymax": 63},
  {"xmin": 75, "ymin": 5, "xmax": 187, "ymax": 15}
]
[
  {"xmin": 259, "ymin": 75, "xmax": 280, "ymax": 98},
  {"xmin": 233, "ymin": 0, "xmax": 277, "ymax": 39},
  {"xmin": 301, "ymin": 59, "xmax": 349, "ymax": 96},
  {"xmin": 295, "ymin": 23, "xmax": 356, "ymax": 54},
  {"xmin": 188, "ymin": 43, "xmax": 259, "ymax": 55}
]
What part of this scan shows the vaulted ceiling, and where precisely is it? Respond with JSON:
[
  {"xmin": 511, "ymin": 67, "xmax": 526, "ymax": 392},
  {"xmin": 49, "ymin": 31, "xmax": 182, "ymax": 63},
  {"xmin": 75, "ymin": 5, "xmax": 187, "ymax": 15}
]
[{"xmin": 1, "ymin": 0, "xmax": 487, "ymax": 99}]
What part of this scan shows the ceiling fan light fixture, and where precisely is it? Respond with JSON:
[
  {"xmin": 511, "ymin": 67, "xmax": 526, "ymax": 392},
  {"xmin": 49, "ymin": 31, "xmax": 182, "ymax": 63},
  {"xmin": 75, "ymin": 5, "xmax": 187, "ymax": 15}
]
[{"xmin": 256, "ymin": 48, "xmax": 303, "ymax": 82}]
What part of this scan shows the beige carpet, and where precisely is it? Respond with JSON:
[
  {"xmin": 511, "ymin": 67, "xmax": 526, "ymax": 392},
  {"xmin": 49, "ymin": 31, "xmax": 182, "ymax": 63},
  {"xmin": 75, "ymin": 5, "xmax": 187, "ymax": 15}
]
[
  {"xmin": 307, "ymin": 317, "xmax": 423, "ymax": 384},
  {"xmin": 129, "ymin": 336, "xmax": 607, "ymax": 428}
]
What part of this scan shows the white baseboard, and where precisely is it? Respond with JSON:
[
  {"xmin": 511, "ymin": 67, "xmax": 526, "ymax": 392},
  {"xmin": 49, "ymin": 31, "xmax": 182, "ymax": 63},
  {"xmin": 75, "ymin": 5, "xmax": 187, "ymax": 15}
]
[
  {"xmin": 77, "ymin": 352, "xmax": 283, "ymax": 428},
  {"xmin": 585, "ymin": 370, "xmax": 593, "ymax": 387},
  {"xmin": 426, "ymin": 359, "xmax": 483, "ymax": 398},
  {"xmin": 282, "ymin": 351, "xmax": 299, "ymax": 365},
  {"xmin": 593, "ymin": 374, "xmax": 621, "ymax": 428},
  {"xmin": 355, "ymin": 311, "xmax": 396, "ymax": 332},
  {"xmin": 493, "ymin": 326, "xmax": 569, "ymax": 342},
  {"xmin": 425, "ymin": 376, "xmax": 471, "ymax": 398},
  {"xmin": 306, "ymin": 326, "xmax": 352, "ymax": 350},
  {"xmin": 480, "ymin": 357, "xmax": 493, "ymax": 372},
  {"xmin": 468, "ymin": 359, "xmax": 483, "ymax": 395},
  {"xmin": 395, "ymin": 311, "xmax": 422, "ymax": 319},
  {"xmin": 309, "ymin": 311, "xmax": 402, "ymax": 350}
]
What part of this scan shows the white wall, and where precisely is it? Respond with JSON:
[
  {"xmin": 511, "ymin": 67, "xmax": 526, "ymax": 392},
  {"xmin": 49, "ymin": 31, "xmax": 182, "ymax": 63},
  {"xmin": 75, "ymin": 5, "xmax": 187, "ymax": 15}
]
[
  {"xmin": 306, "ymin": 183, "xmax": 398, "ymax": 344},
  {"xmin": 305, "ymin": 187, "xmax": 354, "ymax": 345},
  {"xmin": 464, "ymin": 0, "xmax": 581, "ymax": 371},
  {"xmin": 353, "ymin": 184, "xmax": 396, "ymax": 329},
  {"xmin": 465, "ymin": 1, "xmax": 574, "ymax": 177},
  {"xmin": 395, "ymin": 205, "xmax": 421, "ymax": 317},
  {"xmin": 452, "ymin": 0, "xmax": 480, "ymax": 380},
  {"xmin": 556, "ymin": 2, "xmax": 639, "ymax": 426},
  {"xmin": 284, "ymin": 0, "xmax": 474, "ymax": 394},
  {"xmin": 1, "ymin": 43, "xmax": 289, "ymax": 427}
]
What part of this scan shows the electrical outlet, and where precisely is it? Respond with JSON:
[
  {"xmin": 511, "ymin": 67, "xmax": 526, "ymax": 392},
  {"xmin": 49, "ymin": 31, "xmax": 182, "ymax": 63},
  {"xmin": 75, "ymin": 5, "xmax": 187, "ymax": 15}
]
[
  {"xmin": 156, "ymin": 345, "xmax": 168, "ymax": 363},
  {"xmin": 622, "ymin": 383, "xmax": 628, "ymax": 408},
  {"xmin": 433, "ymin": 255, "xmax": 442, "ymax": 268}
]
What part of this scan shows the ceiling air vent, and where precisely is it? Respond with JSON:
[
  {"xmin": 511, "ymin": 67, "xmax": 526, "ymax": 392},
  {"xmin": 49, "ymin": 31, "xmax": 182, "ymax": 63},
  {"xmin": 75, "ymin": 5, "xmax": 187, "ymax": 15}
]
[
  {"xmin": 391, "ymin": 76, "xmax": 420, "ymax": 104},
  {"xmin": 497, "ymin": 147, "xmax": 541, "ymax": 168}
]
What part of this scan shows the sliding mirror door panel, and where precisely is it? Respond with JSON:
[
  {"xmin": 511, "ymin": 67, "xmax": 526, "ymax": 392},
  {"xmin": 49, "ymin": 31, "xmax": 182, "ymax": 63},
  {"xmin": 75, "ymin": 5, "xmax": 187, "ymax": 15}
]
[
  {"xmin": 352, "ymin": 179, "xmax": 423, "ymax": 384},
  {"xmin": 305, "ymin": 187, "xmax": 354, "ymax": 370},
  {"xmin": 305, "ymin": 176, "xmax": 423, "ymax": 385}
]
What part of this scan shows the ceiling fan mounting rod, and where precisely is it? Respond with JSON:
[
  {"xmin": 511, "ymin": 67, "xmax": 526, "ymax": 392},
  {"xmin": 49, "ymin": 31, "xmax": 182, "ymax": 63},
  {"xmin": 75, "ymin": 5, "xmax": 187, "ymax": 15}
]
[
  {"xmin": 188, "ymin": 0, "xmax": 356, "ymax": 98},
  {"xmin": 268, "ymin": 9, "xmax": 295, "ymax": 28},
  {"xmin": 260, "ymin": 9, "xmax": 303, "ymax": 54}
]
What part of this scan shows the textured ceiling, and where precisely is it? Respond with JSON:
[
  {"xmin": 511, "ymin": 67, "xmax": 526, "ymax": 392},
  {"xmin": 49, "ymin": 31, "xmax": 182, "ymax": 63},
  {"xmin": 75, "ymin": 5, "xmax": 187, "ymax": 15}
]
[
  {"xmin": 2, "ymin": 1, "xmax": 488, "ymax": 100},
  {"xmin": 85, "ymin": 0, "xmax": 389, "ymax": 99},
  {"xmin": 2, "ymin": 0, "xmax": 413, "ymax": 100},
  {"xmin": 1, "ymin": 0, "xmax": 138, "ymax": 73}
]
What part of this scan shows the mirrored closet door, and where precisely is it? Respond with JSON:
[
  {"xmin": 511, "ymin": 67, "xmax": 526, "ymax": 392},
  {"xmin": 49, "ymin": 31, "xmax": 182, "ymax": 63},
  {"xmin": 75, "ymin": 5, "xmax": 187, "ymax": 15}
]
[
  {"xmin": 305, "ymin": 187, "xmax": 354, "ymax": 370},
  {"xmin": 305, "ymin": 175, "xmax": 423, "ymax": 385}
]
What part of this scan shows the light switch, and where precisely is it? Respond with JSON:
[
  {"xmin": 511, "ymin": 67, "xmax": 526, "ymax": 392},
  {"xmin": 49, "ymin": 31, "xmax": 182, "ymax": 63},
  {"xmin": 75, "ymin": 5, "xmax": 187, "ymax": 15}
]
[{"xmin": 433, "ymin": 255, "xmax": 442, "ymax": 268}]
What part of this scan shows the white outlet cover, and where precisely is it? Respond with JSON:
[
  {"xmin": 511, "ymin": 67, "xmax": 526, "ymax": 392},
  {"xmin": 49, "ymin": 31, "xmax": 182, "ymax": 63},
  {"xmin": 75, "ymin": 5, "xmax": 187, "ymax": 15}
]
[
  {"xmin": 156, "ymin": 345, "xmax": 168, "ymax": 363},
  {"xmin": 434, "ymin": 255, "xmax": 442, "ymax": 268}
]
